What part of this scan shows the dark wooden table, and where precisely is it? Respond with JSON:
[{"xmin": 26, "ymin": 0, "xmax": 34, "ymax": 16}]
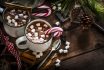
[{"xmin": 1, "ymin": 11, "xmax": 104, "ymax": 70}]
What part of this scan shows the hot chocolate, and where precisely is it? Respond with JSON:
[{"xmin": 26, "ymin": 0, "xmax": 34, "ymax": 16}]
[
  {"xmin": 26, "ymin": 21, "xmax": 51, "ymax": 43},
  {"xmin": 4, "ymin": 8, "xmax": 29, "ymax": 27}
]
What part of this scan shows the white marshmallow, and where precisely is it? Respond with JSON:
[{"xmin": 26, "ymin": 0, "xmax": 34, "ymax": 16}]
[
  {"xmin": 31, "ymin": 29, "xmax": 35, "ymax": 33},
  {"xmin": 59, "ymin": 49, "xmax": 64, "ymax": 53},
  {"xmin": 15, "ymin": 15, "xmax": 19, "ymax": 19},
  {"xmin": 34, "ymin": 32, "xmax": 38, "ymax": 37},
  {"xmin": 30, "ymin": 25, "xmax": 34, "ymax": 29},
  {"xmin": 55, "ymin": 63, "xmax": 60, "ymax": 67},
  {"xmin": 24, "ymin": 15, "xmax": 28, "ymax": 19},
  {"xmin": 44, "ymin": 24, "xmax": 48, "ymax": 28},
  {"xmin": 12, "ymin": 19, "xmax": 16, "ymax": 23},
  {"xmin": 39, "ymin": 38, "xmax": 44, "ymax": 43},
  {"xmin": 27, "ymin": 33, "xmax": 32, "ymax": 37},
  {"xmin": 56, "ymin": 59, "xmax": 61, "ymax": 63},
  {"xmin": 14, "ymin": 22, "xmax": 18, "ymax": 26},
  {"xmin": 23, "ymin": 11, "xmax": 26, "ymax": 14},
  {"xmin": 63, "ymin": 50, "xmax": 68, "ymax": 53},
  {"xmin": 22, "ymin": 20, "xmax": 26, "ymax": 23},
  {"xmin": 19, "ymin": 14, "xmax": 23, "ymax": 17},
  {"xmin": 7, "ymin": 16, "xmax": 11, "ymax": 20},
  {"xmin": 58, "ymin": 7, "xmax": 61, "ymax": 10},
  {"xmin": 41, "ymin": 34, "xmax": 45, "ymax": 38},
  {"xmin": 38, "ymin": 27, "xmax": 42, "ymax": 30},
  {"xmin": 36, "ymin": 23, "xmax": 40, "ymax": 26},
  {"xmin": 52, "ymin": 6, "xmax": 56, "ymax": 10},
  {"xmin": 66, "ymin": 41, "xmax": 70, "ymax": 45},
  {"xmin": 36, "ymin": 54, "xmax": 41, "ymax": 58},
  {"xmin": 11, "ymin": 9, "xmax": 15, "ymax": 12},
  {"xmin": 55, "ymin": 22, "xmax": 60, "ymax": 26},
  {"xmin": 65, "ymin": 45, "xmax": 70, "ymax": 50},
  {"xmin": 18, "ymin": 10, "xmax": 22, "ymax": 12},
  {"xmin": 8, "ymin": 19, "xmax": 11, "ymax": 23},
  {"xmin": 39, "ymin": 52, "xmax": 43, "ymax": 56}
]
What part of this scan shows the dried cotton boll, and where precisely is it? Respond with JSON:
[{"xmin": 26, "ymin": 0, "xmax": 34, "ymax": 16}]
[
  {"xmin": 39, "ymin": 52, "xmax": 43, "ymax": 56},
  {"xmin": 44, "ymin": 24, "xmax": 48, "ymax": 28},
  {"xmin": 14, "ymin": 22, "xmax": 18, "ymax": 26},
  {"xmin": 41, "ymin": 34, "xmax": 45, "ymax": 38},
  {"xmin": 34, "ymin": 32, "xmax": 38, "ymax": 37},
  {"xmin": 58, "ymin": 3, "xmax": 61, "ymax": 6},
  {"xmin": 22, "ymin": 20, "xmax": 26, "ymax": 23},
  {"xmin": 12, "ymin": 19, "xmax": 16, "ymax": 23},
  {"xmin": 66, "ymin": 41, "xmax": 70, "ymax": 45},
  {"xmin": 27, "ymin": 33, "xmax": 32, "ymax": 37},
  {"xmin": 8, "ymin": 19, "xmax": 12, "ymax": 23},
  {"xmin": 58, "ymin": 7, "xmax": 61, "ymax": 10},
  {"xmin": 38, "ymin": 27, "xmax": 42, "ymax": 30},
  {"xmin": 36, "ymin": 54, "xmax": 41, "ymax": 58},
  {"xmin": 11, "ymin": 9, "xmax": 15, "ymax": 12},
  {"xmin": 24, "ymin": 15, "xmax": 28, "ymax": 19}
]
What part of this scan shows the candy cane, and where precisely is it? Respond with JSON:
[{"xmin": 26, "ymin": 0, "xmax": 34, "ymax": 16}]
[
  {"xmin": 45, "ymin": 27, "xmax": 63, "ymax": 35},
  {"xmin": 45, "ymin": 27, "xmax": 63, "ymax": 38},
  {"xmin": 32, "ymin": 5, "xmax": 52, "ymax": 17}
]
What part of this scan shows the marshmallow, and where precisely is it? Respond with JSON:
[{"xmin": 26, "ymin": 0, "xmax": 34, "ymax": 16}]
[
  {"xmin": 8, "ymin": 19, "xmax": 11, "ymax": 23},
  {"xmin": 65, "ymin": 45, "xmax": 70, "ymax": 50},
  {"xmin": 36, "ymin": 54, "xmax": 41, "ymax": 58},
  {"xmin": 39, "ymin": 52, "xmax": 43, "ymax": 56},
  {"xmin": 59, "ymin": 49, "xmax": 64, "ymax": 53},
  {"xmin": 22, "ymin": 20, "xmax": 26, "ymax": 23},
  {"xmin": 39, "ymin": 38, "xmax": 44, "ymax": 43},
  {"xmin": 55, "ymin": 22, "xmax": 60, "ymax": 26},
  {"xmin": 19, "ymin": 14, "xmax": 23, "ymax": 17},
  {"xmin": 7, "ymin": 16, "xmax": 11, "ymax": 20},
  {"xmin": 24, "ymin": 15, "xmax": 28, "ymax": 19},
  {"xmin": 11, "ymin": 9, "xmax": 15, "ymax": 12},
  {"xmin": 15, "ymin": 15, "xmax": 19, "ymax": 19},
  {"xmin": 36, "ymin": 23, "xmax": 40, "ymax": 26},
  {"xmin": 38, "ymin": 27, "xmax": 42, "ymax": 30},
  {"xmin": 52, "ymin": 6, "xmax": 56, "ymax": 10},
  {"xmin": 18, "ymin": 10, "xmax": 22, "ymax": 12},
  {"xmin": 66, "ymin": 41, "xmax": 70, "ymax": 45},
  {"xmin": 23, "ymin": 11, "xmax": 26, "ymax": 14},
  {"xmin": 56, "ymin": 59, "xmax": 61, "ymax": 63},
  {"xmin": 63, "ymin": 50, "xmax": 68, "ymax": 53},
  {"xmin": 27, "ymin": 33, "xmax": 32, "ymax": 37},
  {"xmin": 44, "ymin": 24, "xmax": 48, "ymax": 28},
  {"xmin": 30, "ymin": 25, "xmax": 34, "ymax": 29},
  {"xmin": 31, "ymin": 29, "xmax": 35, "ymax": 33},
  {"xmin": 55, "ymin": 63, "xmax": 60, "ymax": 67},
  {"xmin": 11, "ymin": 19, "xmax": 16, "ymax": 23},
  {"xmin": 34, "ymin": 32, "xmax": 38, "ymax": 37},
  {"xmin": 41, "ymin": 34, "xmax": 45, "ymax": 38},
  {"xmin": 14, "ymin": 22, "xmax": 18, "ymax": 26}
]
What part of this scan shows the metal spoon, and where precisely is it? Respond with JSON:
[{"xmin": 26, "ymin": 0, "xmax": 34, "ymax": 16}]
[{"xmin": 37, "ymin": 39, "xmax": 61, "ymax": 69}]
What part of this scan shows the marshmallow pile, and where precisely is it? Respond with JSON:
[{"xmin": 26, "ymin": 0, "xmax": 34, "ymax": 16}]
[
  {"xmin": 26, "ymin": 22, "xmax": 51, "ymax": 43},
  {"xmin": 59, "ymin": 41, "xmax": 70, "ymax": 54},
  {"xmin": 33, "ymin": 52, "xmax": 43, "ymax": 58},
  {"xmin": 5, "ymin": 9, "xmax": 29, "ymax": 27}
]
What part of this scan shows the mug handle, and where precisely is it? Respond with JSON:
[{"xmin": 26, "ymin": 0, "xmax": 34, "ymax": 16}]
[{"xmin": 16, "ymin": 36, "xmax": 28, "ymax": 49}]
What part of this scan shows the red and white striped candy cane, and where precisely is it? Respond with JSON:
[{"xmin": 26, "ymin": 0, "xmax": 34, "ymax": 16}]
[
  {"xmin": 32, "ymin": 5, "xmax": 52, "ymax": 17},
  {"xmin": 45, "ymin": 27, "xmax": 63, "ymax": 38}
]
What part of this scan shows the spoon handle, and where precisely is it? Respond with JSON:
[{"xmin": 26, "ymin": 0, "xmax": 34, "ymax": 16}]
[{"xmin": 37, "ymin": 50, "xmax": 53, "ymax": 69}]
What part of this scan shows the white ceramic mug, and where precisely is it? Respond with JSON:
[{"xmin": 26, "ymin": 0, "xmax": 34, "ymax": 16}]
[{"xmin": 16, "ymin": 19, "xmax": 52, "ymax": 53}]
